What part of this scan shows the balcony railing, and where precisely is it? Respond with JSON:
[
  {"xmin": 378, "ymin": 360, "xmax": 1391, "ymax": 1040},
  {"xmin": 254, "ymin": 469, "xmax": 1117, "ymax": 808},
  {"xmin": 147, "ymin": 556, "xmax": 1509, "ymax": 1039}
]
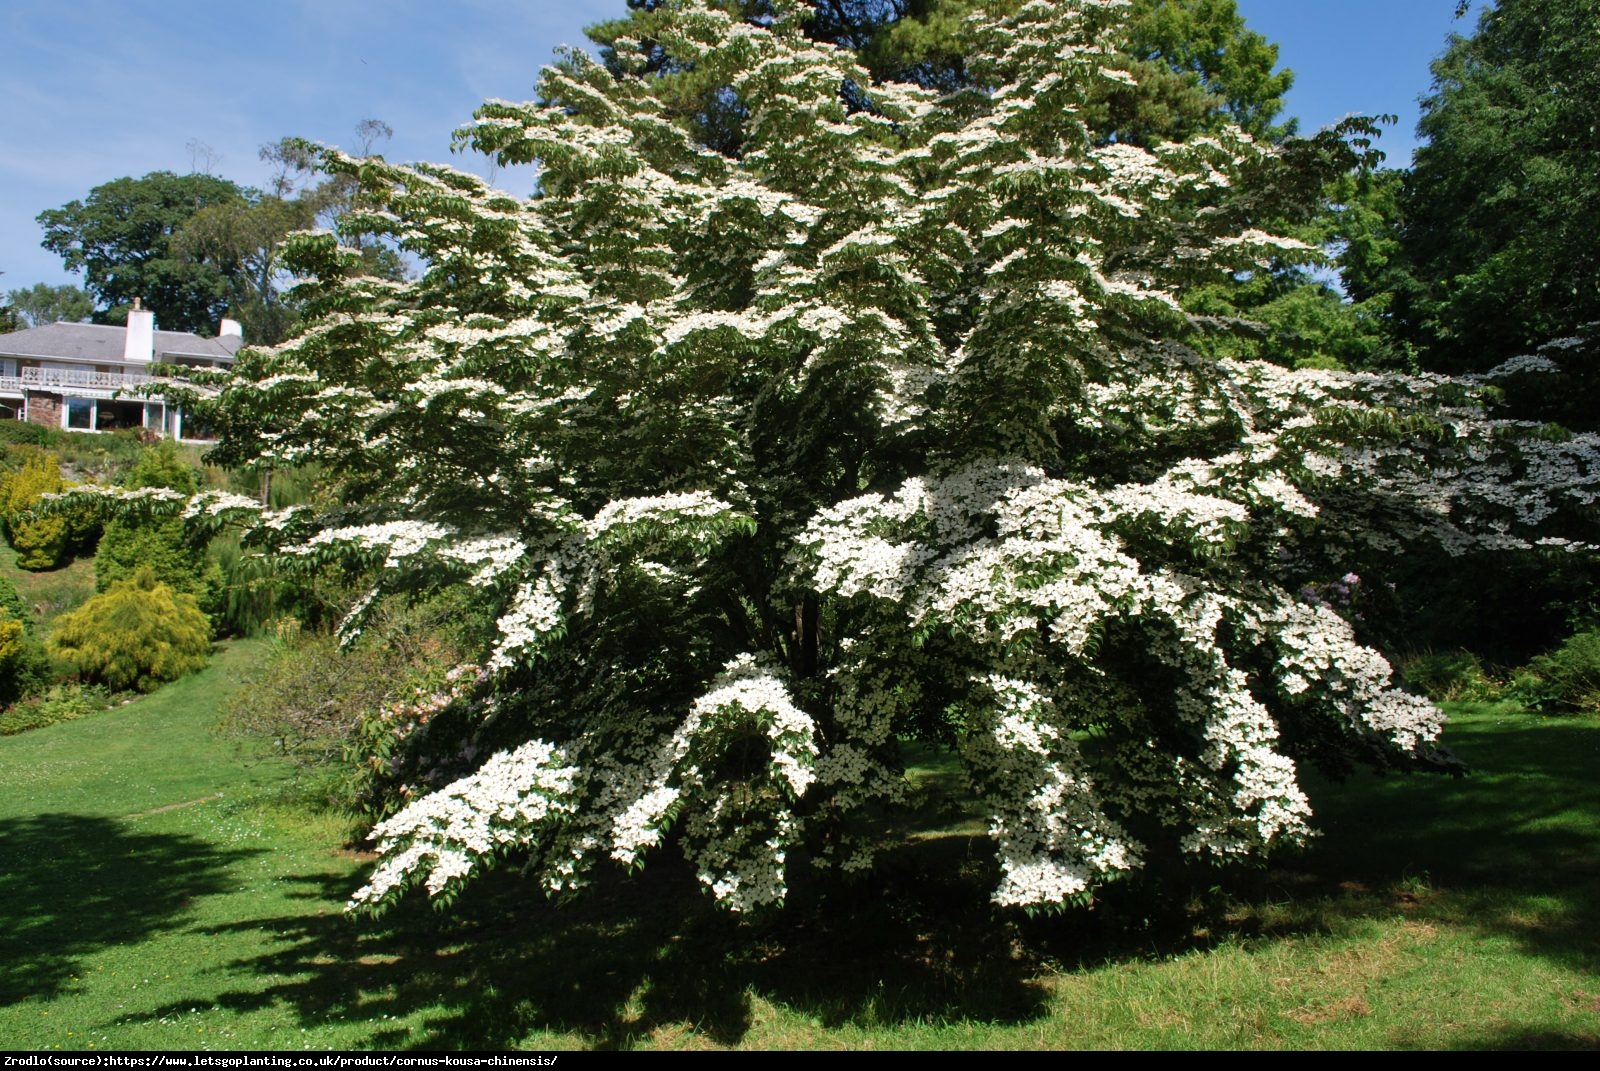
[{"xmin": 17, "ymin": 367, "xmax": 158, "ymax": 389}]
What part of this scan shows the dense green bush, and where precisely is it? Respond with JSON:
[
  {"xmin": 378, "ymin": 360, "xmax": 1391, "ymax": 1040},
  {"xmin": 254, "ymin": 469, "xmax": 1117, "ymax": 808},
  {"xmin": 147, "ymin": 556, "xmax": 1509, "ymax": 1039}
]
[
  {"xmin": 0, "ymin": 451, "xmax": 70, "ymax": 569},
  {"xmin": 0, "ymin": 600, "xmax": 51, "ymax": 708},
  {"xmin": 1522, "ymin": 631, "xmax": 1600, "ymax": 713},
  {"xmin": 94, "ymin": 440, "xmax": 223, "ymax": 617},
  {"xmin": 48, "ymin": 568, "xmax": 211, "ymax": 692},
  {"xmin": 0, "ymin": 571, "xmax": 28, "ymax": 628},
  {"xmin": 1399, "ymin": 650, "xmax": 1503, "ymax": 703},
  {"xmin": 95, "ymin": 520, "xmax": 224, "ymax": 615},
  {"xmin": 0, "ymin": 421, "xmax": 52, "ymax": 448}
]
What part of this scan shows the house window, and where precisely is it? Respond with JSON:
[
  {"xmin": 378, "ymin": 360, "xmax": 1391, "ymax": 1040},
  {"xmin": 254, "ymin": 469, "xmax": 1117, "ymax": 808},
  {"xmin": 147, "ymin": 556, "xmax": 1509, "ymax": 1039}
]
[
  {"xmin": 65, "ymin": 398, "xmax": 94, "ymax": 430},
  {"xmin": 176, "ymin": 408, "xmax": 216, "ymax": 441},
  {"xmin": 97, "ymin": 400, "xmax": 144, "ymax": 432}
]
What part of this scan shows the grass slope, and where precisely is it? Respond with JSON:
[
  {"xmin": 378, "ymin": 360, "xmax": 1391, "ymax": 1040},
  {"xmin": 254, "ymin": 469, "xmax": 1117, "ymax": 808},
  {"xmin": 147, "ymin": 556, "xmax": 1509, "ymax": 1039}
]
[
  {"xmin": 1, "ymin": 551, "xmax": 95, "ymax": 630},
  {"xmin": 1, "ymin": 660, "xmax": 1596, "ymax": 1050}
]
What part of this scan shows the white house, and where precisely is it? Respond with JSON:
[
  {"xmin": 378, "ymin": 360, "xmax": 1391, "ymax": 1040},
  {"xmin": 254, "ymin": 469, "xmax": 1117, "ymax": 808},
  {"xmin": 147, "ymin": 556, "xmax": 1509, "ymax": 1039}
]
[{"xmin": 0, "ymin": 301, "xmax": 238, "ymax": 440}]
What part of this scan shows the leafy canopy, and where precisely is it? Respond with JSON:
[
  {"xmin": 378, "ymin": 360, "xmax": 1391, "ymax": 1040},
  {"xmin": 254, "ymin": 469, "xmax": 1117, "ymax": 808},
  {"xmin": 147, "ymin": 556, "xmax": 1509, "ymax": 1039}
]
[
  {"xmin": 37, "ymin": 171, "xmax": 249, "ymax": 333},
  {"xmin": 3, "ymin": 283, "xmax": 95, "ymax": 329},
  {"xmin": 198, "ymin": 0, "xmax": 1600, "ymax": 916},
  {"xmin": 1374, "ymin": 0, "xmax": 1600, "ymax": 373}
]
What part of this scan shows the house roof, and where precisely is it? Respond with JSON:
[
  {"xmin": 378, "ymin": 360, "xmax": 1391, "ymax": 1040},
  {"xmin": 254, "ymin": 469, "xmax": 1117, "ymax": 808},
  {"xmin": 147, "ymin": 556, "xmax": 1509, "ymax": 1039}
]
[{"xmin": 0, "ymin": 322, "xmax": 241, "ymax": 363}]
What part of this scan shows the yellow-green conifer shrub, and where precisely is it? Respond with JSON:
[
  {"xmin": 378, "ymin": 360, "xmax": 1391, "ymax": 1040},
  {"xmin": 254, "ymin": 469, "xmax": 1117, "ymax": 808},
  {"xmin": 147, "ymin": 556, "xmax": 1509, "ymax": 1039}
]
[
  {"xmin": 0, "ymin": 451, "xmax": 69, "ymax": 570},
  {"xmin": 0, "ymin": 613, "xmax": 24, "ymax": 666},
  {"xmin": 48, "ymin": 568, "xmax": 211, "ymax": 692}
]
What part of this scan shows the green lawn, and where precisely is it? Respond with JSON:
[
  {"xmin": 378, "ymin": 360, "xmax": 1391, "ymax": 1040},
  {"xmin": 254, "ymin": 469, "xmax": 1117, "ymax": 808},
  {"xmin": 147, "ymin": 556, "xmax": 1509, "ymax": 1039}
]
[{"xmin": 2, "ymin": 652, "xmax": 1596, "ymax": 1050}]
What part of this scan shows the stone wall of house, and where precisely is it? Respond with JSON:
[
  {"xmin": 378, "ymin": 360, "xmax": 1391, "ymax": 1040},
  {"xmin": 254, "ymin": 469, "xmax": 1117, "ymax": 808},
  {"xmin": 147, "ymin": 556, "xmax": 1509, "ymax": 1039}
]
[{"xmin": 25, "ymin": 391, "xmax": 60, "ymax": 428}]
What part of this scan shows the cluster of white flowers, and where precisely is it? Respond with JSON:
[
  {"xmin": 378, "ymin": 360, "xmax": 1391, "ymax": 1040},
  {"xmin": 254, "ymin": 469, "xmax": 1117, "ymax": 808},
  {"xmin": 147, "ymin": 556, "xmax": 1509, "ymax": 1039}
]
[
  {"xmin": 1258, "ymin": 600, "xmax": 1446, "ymax": 752},
  {"xmin": 971, "ymin": 675, "xmax": 1142, "ymax": 907},
  {"xmin": 590, "ymin": 654, "xmax": 818, "ymax": 909},
  {"xmin": 585, "ymin": 491, "xmax": 736, "ymax": 537},
  {"xmin": 1102, "ymin": 478, "xmax": 1251, "ymax": 547},
  {"xmin": 180, "ymin": 491, "xmax": 262, "ymax": 519},
  {"xmin": 349, "ymin": 739, "xmax": 580, "ymax": 908},
  {"xmin": 440, "ymin": 536, "xmax": 527, "ymax": 587},
  {"xmin": 487, "ymin": 569, "xmax": 565, "ymax": 672},
  {"xmin": 298, "ymin": 521, "xmax": 452, "ymax": 568},
  {"xmin": 687, "ymin": 653, "xmax": 819, "ymax": 797}
]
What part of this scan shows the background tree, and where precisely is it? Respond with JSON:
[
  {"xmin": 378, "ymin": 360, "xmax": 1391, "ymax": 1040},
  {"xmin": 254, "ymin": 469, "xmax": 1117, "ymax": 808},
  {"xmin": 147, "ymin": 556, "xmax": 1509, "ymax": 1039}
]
[
  {"xmin": 258, "ymin": 120, "xmax": 406, "ymax": 283},
  {"xmin": 173, "ymin": 195, "xmax": 315, "ymax": 345},
  {"xmin": 1369, "ymin": 0, "xmax": 1600, "ymax": 374},
  {"xmin": 855, "ymin": 0, "xmax": 1294, "ymax": 141},
  {"xmin": 3, "ymin": 283, "xmax": 95, "ymax": 328},
  {"xmin": 37, "ymin": 171, "xmax": 248, "ymax": 333},
  {"xmin": 1186, "ymin": 137, "xmax": 1406, "ymax": 370},
  {"xmin": 0, "ymin": 271, "xmax": 15, "ymax": 333},
  {"xmin": 587, "ymin": 0, "xmax": 1294, "ymax": 150}
]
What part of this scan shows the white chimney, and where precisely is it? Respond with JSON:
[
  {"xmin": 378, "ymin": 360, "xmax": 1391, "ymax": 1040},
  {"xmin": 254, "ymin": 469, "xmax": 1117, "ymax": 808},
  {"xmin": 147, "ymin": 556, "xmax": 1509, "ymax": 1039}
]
[
  {"xmin": 123, "ymin": 298, "xmax": 155, "ymax": 364},
  {"xmin": 219, "ymin": 317, "xmax": 243, "ymax": 340}
]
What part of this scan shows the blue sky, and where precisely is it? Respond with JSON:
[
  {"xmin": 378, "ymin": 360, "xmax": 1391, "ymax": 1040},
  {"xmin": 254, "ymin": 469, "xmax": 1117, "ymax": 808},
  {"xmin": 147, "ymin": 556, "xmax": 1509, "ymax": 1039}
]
[{"xmin": 1, "ymin": 0, "xmax": 1484, "ymax": 299}]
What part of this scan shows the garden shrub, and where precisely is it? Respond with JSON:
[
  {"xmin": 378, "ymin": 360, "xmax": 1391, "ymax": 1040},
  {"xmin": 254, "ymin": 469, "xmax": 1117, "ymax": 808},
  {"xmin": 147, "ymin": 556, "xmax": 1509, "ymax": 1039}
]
[
  {"xmin": 0, "ymin": 451, "xmax": 69, "ymax": 569},
  {"xmin": 0, "ymin": 571, "xmax": 29, "ymax": 628},
  {"xmin": 0, "ymin": 683, "xmax": 112, "ymax": 736},
  {"xmin": 94, "ymin": 440, "xmax": 223, "ymax": 617},
  {"xmin": 1523, "ymin": 631, "xmax": 1600, "ymax": 713},
  {"xmin": 1399, "ymin": 650, "xmax": 1503, "ymax": 702},
  {"xmin": 95, "ymin": 519, "xmax": 224, "ymax": 616},
  {"xmin": 48, "ymin": 568, "xmax": 211, "ymax": 692},
  {"xmin": 0, "ymin": 421, "xmax": 51, "ymax": 448},
  {"xmin": 0, "ymin": 587, "xmax": 51, "ymax": 705},
  {"xmin": 220, "ymin": 598, "xmax": 467, "ymax": 814}
]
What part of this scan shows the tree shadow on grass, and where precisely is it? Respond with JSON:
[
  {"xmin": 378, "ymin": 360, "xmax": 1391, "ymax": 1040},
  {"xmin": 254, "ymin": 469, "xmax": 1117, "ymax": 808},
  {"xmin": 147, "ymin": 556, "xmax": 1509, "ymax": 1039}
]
[
  {"xmin": 0, "ymin": 813, "xmax": 260, "ymax": 1006},
  {"xmin": 1446, "ymin": 1027, "xmax": 1600, "ymax": 1051},
  {"xmin": 1266, "ymin": 713, "xmax": 1600, "ymax": 977},
  {"xmin": 114, "ymin": 835, "xmax": 1049, "ymax": 1049},
  {"xmin": 105, "ymin": 711, "xmax": 1600, "ymax": 1048}
]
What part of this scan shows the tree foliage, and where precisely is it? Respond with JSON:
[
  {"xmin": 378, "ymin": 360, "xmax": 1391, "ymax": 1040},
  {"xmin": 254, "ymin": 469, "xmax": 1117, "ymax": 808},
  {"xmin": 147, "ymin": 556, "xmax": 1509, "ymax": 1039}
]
[
  {"xmin": 3, "ymin": 283, "xmax": 95, "ymax": 328},
  {"xmin": 200, "ymin": 0, "xmax": 1600, "ymax": 917},
  {"xmin": 1372, "ymin": 0, "xmax": 1600, "ymax": 373},
  {"xmin": 587, "ymin": 0, "xmax": 1294, "ymax": 153},
  {"xmin": 48, "ymin": 568, "xmax": 211, "ymax": 693},
  {"xmin": 257, "ymin": 121, "xmax": 408, "ymax": 286},
  {"xmin": 37, "ymin": 171, "xmax": 249, "ymax": 332},
  {"xmin": 173, "ymin": 195, "xmax": 315, "ymax": 346}
]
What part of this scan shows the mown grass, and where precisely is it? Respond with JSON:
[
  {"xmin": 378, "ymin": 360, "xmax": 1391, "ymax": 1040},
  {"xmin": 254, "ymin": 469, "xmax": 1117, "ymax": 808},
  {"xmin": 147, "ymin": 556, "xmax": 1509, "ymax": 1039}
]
[{"xmin": 1, "ymin": 656, "xmax": 1596, "ymax": 1050}]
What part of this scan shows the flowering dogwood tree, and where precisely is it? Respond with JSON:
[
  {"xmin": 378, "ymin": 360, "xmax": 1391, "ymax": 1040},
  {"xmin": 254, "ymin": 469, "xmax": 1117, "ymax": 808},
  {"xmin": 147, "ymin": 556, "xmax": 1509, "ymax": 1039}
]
[{"xmin": 200, "ymin": 0, "xmax": 1600, "ymax": 915}]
